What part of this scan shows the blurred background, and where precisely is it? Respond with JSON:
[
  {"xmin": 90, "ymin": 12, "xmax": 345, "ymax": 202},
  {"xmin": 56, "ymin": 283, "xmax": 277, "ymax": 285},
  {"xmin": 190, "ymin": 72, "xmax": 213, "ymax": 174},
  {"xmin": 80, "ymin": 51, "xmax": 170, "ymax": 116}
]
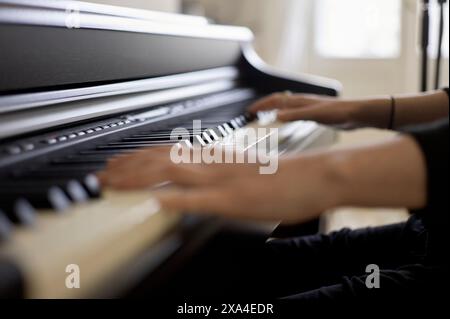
[{"xmin": 89, "ymin": 0, "xmax": 448, "ymax": 98}]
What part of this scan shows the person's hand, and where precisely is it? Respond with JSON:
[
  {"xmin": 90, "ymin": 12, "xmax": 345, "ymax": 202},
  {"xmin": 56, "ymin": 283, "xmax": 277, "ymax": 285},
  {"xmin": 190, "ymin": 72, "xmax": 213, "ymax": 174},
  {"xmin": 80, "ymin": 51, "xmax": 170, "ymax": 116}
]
[
  {"xmin": 249, "ymin": 92, "xmax": 391, "ymax": 128},
  {"xmin": 97, "ymin": 135, "xmax": 427, "ymax": 223},
  {"xmin": 97, "ymin": 147, "xmax": 339, "ymax": 224}
]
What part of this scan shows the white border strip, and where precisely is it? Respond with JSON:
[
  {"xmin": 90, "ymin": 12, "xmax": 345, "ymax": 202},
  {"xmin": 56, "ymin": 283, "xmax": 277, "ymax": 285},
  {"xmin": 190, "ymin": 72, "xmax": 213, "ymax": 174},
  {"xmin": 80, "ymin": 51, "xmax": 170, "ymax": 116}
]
[
  {"xmin": 0, "ymin": 0, "xmax": 208, "ymax": 25},
  {"xmin": 0, "ymin": 7, "xmax": 253, "ymax": 41}
]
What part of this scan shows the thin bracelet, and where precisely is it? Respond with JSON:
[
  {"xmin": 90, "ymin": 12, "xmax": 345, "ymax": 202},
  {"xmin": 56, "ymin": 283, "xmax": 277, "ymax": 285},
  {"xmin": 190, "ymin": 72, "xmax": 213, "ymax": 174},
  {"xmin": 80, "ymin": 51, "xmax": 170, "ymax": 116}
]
[{"xmin": 388, "ymin": 96, "xmax": 396, "ymax": 130}]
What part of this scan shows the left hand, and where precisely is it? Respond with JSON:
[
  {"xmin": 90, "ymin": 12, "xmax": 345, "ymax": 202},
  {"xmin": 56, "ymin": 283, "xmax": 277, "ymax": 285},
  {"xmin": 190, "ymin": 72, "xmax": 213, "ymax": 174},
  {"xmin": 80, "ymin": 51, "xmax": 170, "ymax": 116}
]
[{"xmin": 97, "ymin": 147, "xmax": 338, "ymax": 223}]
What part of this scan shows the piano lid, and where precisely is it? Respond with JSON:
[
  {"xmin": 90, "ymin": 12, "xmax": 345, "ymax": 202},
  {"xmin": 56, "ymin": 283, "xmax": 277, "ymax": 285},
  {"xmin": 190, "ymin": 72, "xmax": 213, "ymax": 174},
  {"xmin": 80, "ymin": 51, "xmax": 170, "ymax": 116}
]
[{"xmin": 0, "ymin": 0, "xmax": 253, "ymax": 95}]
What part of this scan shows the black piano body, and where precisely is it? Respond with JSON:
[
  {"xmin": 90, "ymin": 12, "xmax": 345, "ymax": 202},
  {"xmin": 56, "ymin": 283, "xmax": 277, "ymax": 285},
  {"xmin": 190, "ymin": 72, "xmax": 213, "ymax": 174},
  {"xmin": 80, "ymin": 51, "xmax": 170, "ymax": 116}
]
[{"xmin": 0, "ymin": 0, "xmax": 341, "ymax": 298}]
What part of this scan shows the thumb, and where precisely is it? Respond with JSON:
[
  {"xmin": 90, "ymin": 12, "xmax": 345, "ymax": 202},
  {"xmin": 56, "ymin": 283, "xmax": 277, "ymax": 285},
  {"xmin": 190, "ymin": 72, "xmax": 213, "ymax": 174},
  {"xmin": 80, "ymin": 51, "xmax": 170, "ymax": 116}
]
[
  {"xmin": 277, "ymin": 106, "xmax": 335, "ymax": 123},
  {"xmin": 154, "ymin": 188, "xmax": 233, "ymax": 215}
]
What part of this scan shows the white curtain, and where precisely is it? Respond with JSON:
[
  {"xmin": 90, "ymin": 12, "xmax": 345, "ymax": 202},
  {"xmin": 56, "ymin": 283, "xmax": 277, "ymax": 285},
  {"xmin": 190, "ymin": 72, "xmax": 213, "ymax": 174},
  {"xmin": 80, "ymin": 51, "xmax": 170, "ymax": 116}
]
[{"xmin": 187, "ymin": 0, "xmax": 312, "ymax": 72}]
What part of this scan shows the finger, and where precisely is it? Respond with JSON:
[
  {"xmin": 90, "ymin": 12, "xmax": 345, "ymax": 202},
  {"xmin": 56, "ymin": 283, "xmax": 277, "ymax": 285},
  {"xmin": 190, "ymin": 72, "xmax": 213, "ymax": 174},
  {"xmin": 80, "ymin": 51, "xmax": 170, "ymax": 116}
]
[
  {"xmin": 101, "ymin": 151, "xmax": 263, "ymax": 188},
  {"xmin": 155, "ymin": 188, "xmax": 238, "ymax": 216},
  {"xmin": 103, "ymin": 163, "xmax": 217, "ymax": 189},
  {"xmin": 106, "ymin": 143, "xmax": 199, "ymax": 169},
  {"xmin": 248, "ymin": 93, "xmax": 321, "ymax": 113},
  {"xmin": 101, "ymin": 164, "xmax": 178, "ymax": 189},
  {"xmin": 105, "ymin": 152, "xmax": 167, "ymax": 175},
  {"xmin": 103, "ymin": 143, "xmax": 205, "ymax": 176},
  {"xmin": 102, "ymin": 171, "xmax": 167, "ymax": 189},
  {"xmin": 104, "ymin": 147, "xmax": 178, "ymax": 177},
  {"xmin": 103, "ymin": 158, "xmax": 260, "ymax": 190},
  {"xmin": 248, "ymin": 93, "xmax": 285, "ymax": 113},
  {"xmin": 277, "ymin": 105, "xmax": 338, "ymax": 123},
  {"xmin": 106, "ymin": 146, "xmax": 171, "ymax": 168}
]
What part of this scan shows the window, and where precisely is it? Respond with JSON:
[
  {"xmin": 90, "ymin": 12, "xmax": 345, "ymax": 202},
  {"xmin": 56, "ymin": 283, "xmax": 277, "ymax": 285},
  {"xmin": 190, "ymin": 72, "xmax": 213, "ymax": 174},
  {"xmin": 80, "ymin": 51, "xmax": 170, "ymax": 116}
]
[
  {"xmin": 429, "ymin": 0, "xmax": 449, "ymax": 58},
  {"xmin": 314, "ymin": 0, "xmax": 402, "ymax": 59}
]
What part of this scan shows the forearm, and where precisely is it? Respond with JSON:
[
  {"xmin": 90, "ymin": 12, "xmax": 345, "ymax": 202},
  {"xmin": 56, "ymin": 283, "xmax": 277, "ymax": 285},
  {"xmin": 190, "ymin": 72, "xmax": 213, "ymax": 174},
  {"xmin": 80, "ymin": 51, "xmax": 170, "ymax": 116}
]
[
  {"xmin": 351, "ymin": 90, "xmax": 449, "ymax": 129},
  {"xmin": 319, "ymin": 135, "xmax": 427, "ymax": 210}
]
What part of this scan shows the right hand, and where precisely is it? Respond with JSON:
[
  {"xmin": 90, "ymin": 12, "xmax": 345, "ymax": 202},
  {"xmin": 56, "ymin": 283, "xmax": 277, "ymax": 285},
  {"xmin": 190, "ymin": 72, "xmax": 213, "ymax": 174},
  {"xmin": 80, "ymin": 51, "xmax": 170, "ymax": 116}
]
[
  {"xmin": 248, "ymin": 92, "xmax": 364, "ymax": 126},
  {"xmin": 99, "ymin": 146, "xmax": 340, "ymax": 224}
]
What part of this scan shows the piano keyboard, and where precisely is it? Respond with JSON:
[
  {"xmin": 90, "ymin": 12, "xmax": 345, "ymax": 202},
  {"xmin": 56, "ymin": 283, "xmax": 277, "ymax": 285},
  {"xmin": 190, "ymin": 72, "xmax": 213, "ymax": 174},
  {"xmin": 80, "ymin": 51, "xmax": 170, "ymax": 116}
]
[
  {"xmin": 0, "ymin": 90, "xmax": 256, "ymax": 228},
  {"xmin": 0, "ymin": 0, "xmax": 342, "ymax": 299},
  {"xmin": 0, "ymin": 88, "xmax": 336, "ymax": 298}
]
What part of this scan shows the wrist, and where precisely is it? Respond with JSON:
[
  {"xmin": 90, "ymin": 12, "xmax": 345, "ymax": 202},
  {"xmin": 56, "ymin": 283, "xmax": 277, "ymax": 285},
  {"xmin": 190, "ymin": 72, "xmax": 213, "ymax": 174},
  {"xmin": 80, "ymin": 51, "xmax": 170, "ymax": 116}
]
[
  {"xmin": 315, "ymin": 135, "xmax": 427, "ymax": 209},
  {"xmin": 308, "ymin": 152, "xmax": 351, "ymax": 210},
  {"xmin": 317, "ymin": 147, "xmax": 374, "ymax": 209},
  {"xmin": 349, "ymin": 98, "xmax": 392, "ymax": 128},
  {"xmin": 346, "ymin": 100, "xmax": 367, "ymax": 124}
]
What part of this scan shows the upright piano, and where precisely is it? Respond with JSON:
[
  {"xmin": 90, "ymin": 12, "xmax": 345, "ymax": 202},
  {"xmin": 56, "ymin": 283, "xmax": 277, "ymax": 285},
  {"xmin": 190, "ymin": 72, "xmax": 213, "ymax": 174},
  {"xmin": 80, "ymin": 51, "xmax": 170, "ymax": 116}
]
[{"xmin": 0, "ymin": 0, "xmax": 340, "ymax": 298}]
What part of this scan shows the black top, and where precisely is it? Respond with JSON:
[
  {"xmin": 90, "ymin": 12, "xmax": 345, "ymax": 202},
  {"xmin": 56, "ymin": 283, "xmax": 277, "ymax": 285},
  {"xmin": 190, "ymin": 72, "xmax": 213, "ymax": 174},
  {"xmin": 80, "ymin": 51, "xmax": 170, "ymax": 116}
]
[{"xmin": 403, "ymin": 88, "xmax": 449, "ymax": 261}]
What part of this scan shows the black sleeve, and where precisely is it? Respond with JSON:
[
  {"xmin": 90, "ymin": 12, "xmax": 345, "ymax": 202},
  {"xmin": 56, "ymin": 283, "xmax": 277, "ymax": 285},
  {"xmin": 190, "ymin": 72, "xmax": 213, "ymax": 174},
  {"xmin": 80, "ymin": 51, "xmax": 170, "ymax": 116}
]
[{"xmin": 402, "ymin": 88, "xmax": 449, "ymax": 213}]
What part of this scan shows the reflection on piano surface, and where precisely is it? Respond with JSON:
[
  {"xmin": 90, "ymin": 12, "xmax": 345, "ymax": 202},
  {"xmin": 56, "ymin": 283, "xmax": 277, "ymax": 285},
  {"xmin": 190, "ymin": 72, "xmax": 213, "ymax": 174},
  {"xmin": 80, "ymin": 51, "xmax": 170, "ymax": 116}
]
[{"xmin": 0, "ymin": 0, "xmax": 340, "ymax": 298}]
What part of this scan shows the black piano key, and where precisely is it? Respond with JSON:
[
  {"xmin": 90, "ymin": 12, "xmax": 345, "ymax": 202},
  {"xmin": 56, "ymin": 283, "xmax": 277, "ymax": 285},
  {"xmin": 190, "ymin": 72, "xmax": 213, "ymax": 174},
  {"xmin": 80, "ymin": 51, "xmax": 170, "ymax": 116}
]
[
  {"xmin": 9, "ymin": 165, "xmax": 40, "ymax": 179},
  {"xmin": 202, "ymin": 120, "xmax": 231, "ymax": 126},
  {"xmin": 78, "ymin": 150, "xmax": 134, "ymax": 155},
  {"xmin": 14, "ymin": 169, "xmax": 101, "ymax": 198},
  {"xmin": 128, "ymin": 133, "xmax": 194, "ymax": 139},
  {"xmin": 192, "ymin": 135, "xmax": 206, "ymax": 147},
  {"xmin": 216, "ymin": 125, "xmax": 228, "ymax": 137},
  {"xmin": 137, "ymin": 129, "xmax": 195, "ymax": 135},
  {"xmin": 0, "ymin": 210, "xmax": 12, "ymax": 241},
  {"xmin": 239, "ymin": 114, "xmax": 249, "ymax": 124},
  {"xmin": 2, "ymin": 179, "xmax": 89, "ymax": 203},
  {"xmin": 23, "ymin": 169, "xmax": 102, "ymax": 185},
  {"xmin": 68, "ymin": 154, "xmax": 117, "ymax": 161},
  {"xmin": 47, "ymin": 163, "xmax": 105, "ymax": 170},
  {"xmin": 234, "ymin": 117, "xmax": 244, "ymax": 127},
  {"xmin": 62, "ymin": 180, "xmax": 89, "ymax": 202},
  {"xmin": 201, "ymin": 132, "xmax": 214, "ymax": 144},
  {"xmin": 46, "ymin": 159, "xmax": 109, "ymax": 179},
  {"xmin": 205, "ymin": 129, "xmax": 220, "ymax": 141},
  {"xmin": 52, "ymin": 157, "xmax": 107, "ymax": 164},
  {"xmin": 55, "ymin": 154, "xmax": 127, "ymax": 166},
  {"xmin": 81, "ymin": 174, "xmax": 101, "ymax": 198},
  {"xmin": 0, "ymin": 187, "xmax": 70, "ymax": 212},
  {"xmin": 122, "ymin": 137, "xmax": 181, "ymax": 143},
  {"xmin": 228, "ymin": 119, "xmax": 240, "ymax": 129},
  {"xmin": 20, "ymin": 175, "xmax": 100, "ymax": 198},
  {"xmin": 10, "ymin": 164, "xmax": 104, "ymax": 180},
  {"xmin": 157, "ymin": 127, "xmax": 214, "ymax": 134},
  {"xmin": 0, "ymin": 198, "xmax": 36, "ymax": 226},
  {"xmin": 20, "ymin": 168, "xmax": 104, "ymax": 184},
  {"xmin": 244, "ymin": 112, "xmax": 257, "ymax": 122},
  {"xmin": 24, "ymin": 170, "xmax": 84, "ymax": 179},
  {"xmin": 125, "ymin": 133, "xmax": 194, "ymax": 140},
  {"xmin": 222, "ymin": 123, "xmax": 234, "ymax": 134},
  {"xmin": 141, "ymin": 129, "xmax": 182, "ymax": 133},
  {"xmin": 96, "ymin": 143, "xmax": 175, "ymax": 150},
  {"xmin": 131, "ymin": 133, "xmax": 196, "ymax": 139},
  {"xmin": 122, "ymin": 137, "xmax": 172, "ymax": 142},
  {"xmin": 107, "ymin": 141, "xmax": 174, "ymax": 146}
]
